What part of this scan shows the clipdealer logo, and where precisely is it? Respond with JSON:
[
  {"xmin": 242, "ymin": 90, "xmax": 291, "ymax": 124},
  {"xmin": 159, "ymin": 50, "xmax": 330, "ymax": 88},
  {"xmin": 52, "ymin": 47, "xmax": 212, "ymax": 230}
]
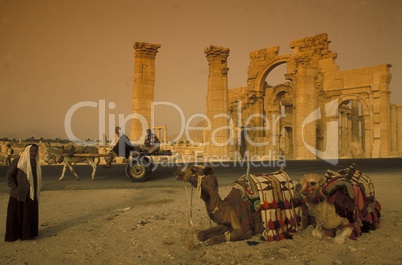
[{"xmin": 64, "ymin": 99, "xmax": 340, "ymax": 166}]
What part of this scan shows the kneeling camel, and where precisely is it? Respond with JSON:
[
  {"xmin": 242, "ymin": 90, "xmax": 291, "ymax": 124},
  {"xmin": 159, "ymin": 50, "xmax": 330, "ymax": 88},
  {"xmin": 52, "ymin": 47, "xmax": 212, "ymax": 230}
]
[{"xmin": 175, "ymin": 165, "xmax": 264, "ymax": 245}]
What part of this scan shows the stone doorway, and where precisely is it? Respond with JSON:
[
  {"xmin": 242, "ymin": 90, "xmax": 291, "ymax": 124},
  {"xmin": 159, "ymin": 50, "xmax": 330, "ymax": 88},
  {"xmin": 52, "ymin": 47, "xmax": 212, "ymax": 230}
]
[{"xmin": 338, "ymin": 99, "xmax": 366, "ymax": 158}]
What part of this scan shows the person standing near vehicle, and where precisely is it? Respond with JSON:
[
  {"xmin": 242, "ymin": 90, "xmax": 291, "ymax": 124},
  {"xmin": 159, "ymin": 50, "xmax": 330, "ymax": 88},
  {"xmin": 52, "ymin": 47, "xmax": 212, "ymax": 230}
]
[{"xmin": 4, "ymin": 144, "xmax": 42, "ymax": 242}]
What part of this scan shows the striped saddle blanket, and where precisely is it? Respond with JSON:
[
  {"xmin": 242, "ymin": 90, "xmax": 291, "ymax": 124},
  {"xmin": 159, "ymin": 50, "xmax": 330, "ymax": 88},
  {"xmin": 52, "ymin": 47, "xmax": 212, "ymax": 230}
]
[{"xmin": 238, "ymin": 170, "xmax": 302, "ymax": 242}]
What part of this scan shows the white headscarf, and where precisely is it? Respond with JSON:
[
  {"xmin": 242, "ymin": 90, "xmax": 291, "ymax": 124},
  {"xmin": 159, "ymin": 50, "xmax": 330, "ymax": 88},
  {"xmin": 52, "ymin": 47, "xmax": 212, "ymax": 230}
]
[{"xmin": 17, "ymin": 145, "xmax": 42, "ymax": 201}]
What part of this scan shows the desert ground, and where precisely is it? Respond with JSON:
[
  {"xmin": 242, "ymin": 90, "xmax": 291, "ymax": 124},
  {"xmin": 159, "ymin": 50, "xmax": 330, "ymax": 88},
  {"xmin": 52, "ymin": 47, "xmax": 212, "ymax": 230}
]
[{"xmin": 0, "ymin": 170, "xmax": 401, "ymax": 265}]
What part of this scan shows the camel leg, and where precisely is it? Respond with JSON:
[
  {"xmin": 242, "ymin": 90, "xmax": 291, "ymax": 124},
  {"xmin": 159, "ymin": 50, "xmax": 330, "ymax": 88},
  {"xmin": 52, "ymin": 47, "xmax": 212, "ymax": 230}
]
[
  {"xmin": 312, "ymin": 224, "xmax": 324, "ymax": 240},
  {"xmin": 334, "ymin": 220, "xmax": 353, "ymax": 244},
  {"xmin": 206, "ymin": 228, "xmax": 252, "ymax": 245},
  {"xmin": 198, "ymin": 225, "xmax": 229, "ymax": 242}
]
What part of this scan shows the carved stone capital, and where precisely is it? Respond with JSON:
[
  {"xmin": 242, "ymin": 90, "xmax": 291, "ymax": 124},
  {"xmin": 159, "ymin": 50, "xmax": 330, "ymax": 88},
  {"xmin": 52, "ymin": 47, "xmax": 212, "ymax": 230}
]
[
  {"xmin": 205, "ymin": 45, "xmax": 230, "ymax": 77},
  {"xmin": 205, "ymin": 45, "xmax": 230, "ymax": 62},
  {"xmin": 133, "ymin": 42, "xmax": 161, "ymax": 59}
]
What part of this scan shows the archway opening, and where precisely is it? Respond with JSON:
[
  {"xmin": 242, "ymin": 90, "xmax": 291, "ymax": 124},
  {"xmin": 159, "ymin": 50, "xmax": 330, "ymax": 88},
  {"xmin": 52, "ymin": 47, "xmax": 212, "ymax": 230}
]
[
  {"xmin": 265, "ymin": 64, "xmax": 287, "ymax": 87},
  {"xmin": 338, "ymin": 99, "xmax": 365, "ymax": 157}
]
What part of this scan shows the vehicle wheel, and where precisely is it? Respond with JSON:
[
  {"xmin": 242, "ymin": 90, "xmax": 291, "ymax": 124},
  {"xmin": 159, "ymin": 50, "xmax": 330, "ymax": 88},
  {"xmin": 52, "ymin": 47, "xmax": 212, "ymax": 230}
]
[{"xmin": 125, "ymin": 157, "xmax": 152, "ymax": 182}]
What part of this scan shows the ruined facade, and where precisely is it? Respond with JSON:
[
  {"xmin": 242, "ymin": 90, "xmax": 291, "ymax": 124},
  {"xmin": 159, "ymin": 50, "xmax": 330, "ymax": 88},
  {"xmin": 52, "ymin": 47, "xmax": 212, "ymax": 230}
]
[
  {"xmin": 131, "ymin": 34, "xmax": 401, "ymax": 160},
  {"xmin": 226, "ymin": 33, "xmax": 401, "ymax": 159}
]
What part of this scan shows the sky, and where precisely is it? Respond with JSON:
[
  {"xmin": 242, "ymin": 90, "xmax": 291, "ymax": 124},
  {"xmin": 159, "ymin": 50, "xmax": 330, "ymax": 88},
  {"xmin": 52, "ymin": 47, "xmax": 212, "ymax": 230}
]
[{"xmin": 1, "ymin": 0, "xmax": 401, "ymax": 141}]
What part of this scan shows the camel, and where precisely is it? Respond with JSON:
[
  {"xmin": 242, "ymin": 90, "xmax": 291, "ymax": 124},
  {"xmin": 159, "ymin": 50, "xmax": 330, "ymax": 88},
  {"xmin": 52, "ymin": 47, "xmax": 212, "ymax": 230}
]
[
  {"xmin": 175, "ymin": 165, "xmax": 264, "ymax": 245},
  {"xmin": 44, "ymin": 144, "xmax": 100, "ymax": 181},
  {"xmin": 175, "ymin": 165, "xmax": 304, "ymax": 245},
  {"xmin": 295, "ymin": 173, "xmax": 353, "ymax": 244},
  {"xmin": 295, "ymin": 168, "xmax": 381, "ymax": 244}
]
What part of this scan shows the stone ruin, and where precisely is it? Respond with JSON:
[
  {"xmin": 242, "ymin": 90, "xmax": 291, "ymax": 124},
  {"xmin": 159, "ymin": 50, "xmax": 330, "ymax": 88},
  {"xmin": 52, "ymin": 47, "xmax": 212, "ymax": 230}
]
[{"xmin": 130, "ymin": 33, "xmax": 402, "ymax": 160}]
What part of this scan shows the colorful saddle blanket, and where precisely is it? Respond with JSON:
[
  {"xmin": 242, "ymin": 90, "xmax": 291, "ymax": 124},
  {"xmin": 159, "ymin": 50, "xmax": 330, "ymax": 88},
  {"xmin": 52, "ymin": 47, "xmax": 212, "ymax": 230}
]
[
  {"xmin": 323, "ymin": 166, "xmax": 381, "ymax": 239},
  {"xmin": 236, "ymin": 170, "xmax": 302, "ymax": 242}
]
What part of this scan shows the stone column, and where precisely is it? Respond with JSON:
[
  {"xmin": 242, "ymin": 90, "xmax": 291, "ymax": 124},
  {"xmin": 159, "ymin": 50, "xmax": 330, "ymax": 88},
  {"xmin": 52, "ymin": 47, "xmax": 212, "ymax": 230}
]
[
  {"xmin": 340, "ymin": 112, "xmax": 348, "ymax": 155},
  {"xmin": 163, "ymin": 126, "xmax": 168, "ymax": 143},
  {"xmin": 130, "ymin": 42, "xmax": 161, "ymax": 142},
  {"xmin": 204, "ymin": 45, "xmax": 230, "ymax": 157},
  {"xmin": 390, "ymin": 104, "xmax": 397, "ymax": 154},
  {"xmin": 155, "ymin": 128, "xmax": 161, "ymax": 140},
  {"xmin": 351, "ymin": 100, "xmax": 360, "ymax": 143},
  {"xmin": 153, "ymin": 126, "xmax": 167, "ymax": 143},
  {"xmin": 347, "ymin": 113, "xmax": 352, "ymax": 149},
  {"xmin": 293, "ymin": 60, "xmax": 317, "ymax": 160},
  {"xmin": 397, "ymin": 106, "xmax": 402, "ymax": 156},
  {"xmin": 376, "ymin": 65, "xmax": 392, "ymax": 157}
]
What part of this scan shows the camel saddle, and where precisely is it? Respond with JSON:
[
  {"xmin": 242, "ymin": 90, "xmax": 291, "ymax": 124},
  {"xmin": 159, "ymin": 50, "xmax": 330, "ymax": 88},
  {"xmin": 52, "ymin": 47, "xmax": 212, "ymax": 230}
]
[
  {"xmin": 235, "ymin": 170, "xmax": 303, "ymax": 242},
  {"xmin": 322, "ymin": 165, "xmax": 381, "ymax": 239}
]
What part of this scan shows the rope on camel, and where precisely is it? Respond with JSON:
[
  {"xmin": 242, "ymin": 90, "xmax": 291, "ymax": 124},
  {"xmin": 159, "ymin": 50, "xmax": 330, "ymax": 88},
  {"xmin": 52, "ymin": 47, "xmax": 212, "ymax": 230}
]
[{"xmin": 183, "ymin": 181, "xmax": 198, "ymax": 247}]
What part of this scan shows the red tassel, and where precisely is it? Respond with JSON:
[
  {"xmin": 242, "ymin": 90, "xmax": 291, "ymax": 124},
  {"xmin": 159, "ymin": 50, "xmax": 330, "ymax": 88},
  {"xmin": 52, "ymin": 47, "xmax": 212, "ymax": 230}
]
[
  {"xmin": 349, "ymin": 232, "xmax": 357, "ymax": 240},
  {"xmin": 279, "ymin": 218, "xmax": 285, "ymax": 227},
  {"xmin": 289, "ymin": 217, "xmax": 296, "ymax": 227},
  {"xmin": 366, "ymin": 213, "xmax": 373, "ymax": 223},
  {"xmin": 359, "ymin": 213, "xmax": 365, "ymax": 221},
  {"xmin": 279, "ymin": 233, "xmax": 285, "ymax": 240},
  {"xmin": 355, "ymin": 222, "xmax": 361, "ymax": 235},
  {"xmin": 271, "ymin": 200, "xmax": 278, "ymax": 209},
  {"xmin": 375, "ymin": 201, "xmax": 382, "ymax": 212},
  {"xmin": 264, "ymin": 200, "xmax": 270, "ymax": 209},
  {"xmin": 284, "ymin": 199, "xmax": 291, "ymax": 208},
  {"xmin": 268, "ymin": 220, "xmax": 275, "ymax": 229},
  {"xmin": 373, "ymin": 212, "xmax": 379, "ymax": 222},
  {"xmin": 267, "ymin": 236, "xmax": 274, "ymax": 242}
]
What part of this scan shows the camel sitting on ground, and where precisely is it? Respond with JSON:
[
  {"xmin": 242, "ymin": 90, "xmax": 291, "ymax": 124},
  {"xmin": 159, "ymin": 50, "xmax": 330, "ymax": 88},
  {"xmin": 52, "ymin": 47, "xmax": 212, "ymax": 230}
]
[
  {"xmin": 175, "ymin": 165, "xmax": 264, "ymax": 245},
  {"xmin": 295, "ymin": 167, "xmax": 381, "ymax": 244},
  {"xmin": 295, "ymin": 173, "xmax": 353, "ymax": 244}
]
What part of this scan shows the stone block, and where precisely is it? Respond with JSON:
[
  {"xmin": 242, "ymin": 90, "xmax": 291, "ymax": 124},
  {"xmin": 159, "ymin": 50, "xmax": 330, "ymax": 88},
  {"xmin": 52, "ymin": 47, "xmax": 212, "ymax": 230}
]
[{"xmin": 373, "ymin": 128, "xmax": 381, "ymax": 138}]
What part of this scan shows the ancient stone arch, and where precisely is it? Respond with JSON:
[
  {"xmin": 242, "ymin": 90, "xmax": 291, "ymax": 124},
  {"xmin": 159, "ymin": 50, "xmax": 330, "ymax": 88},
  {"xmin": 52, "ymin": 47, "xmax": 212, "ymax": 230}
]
[
  {"xmin": 130, "ymin": 34, "xmax": 401, "ymax": 160},
  {"xmin": 335, "ymin": 94, "xmax": 371, "ymax": 158},
  {"xmin": 227, "ymin": 33, "xmax": 400, "ymax": 159}
]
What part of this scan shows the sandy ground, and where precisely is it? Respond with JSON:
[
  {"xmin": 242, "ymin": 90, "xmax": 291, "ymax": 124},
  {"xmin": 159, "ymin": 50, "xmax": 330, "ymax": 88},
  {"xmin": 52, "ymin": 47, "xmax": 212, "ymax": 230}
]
[{"xmin": 0, "ymin": 172, "xmax": 401, "ymax": 265}]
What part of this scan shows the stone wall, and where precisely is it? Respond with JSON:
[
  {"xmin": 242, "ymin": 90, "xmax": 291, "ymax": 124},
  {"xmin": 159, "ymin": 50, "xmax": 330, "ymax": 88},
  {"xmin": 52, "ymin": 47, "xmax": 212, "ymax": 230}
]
[{"xmin": 227, "ymin": 33, "xmax": 400, "ymax": 159}]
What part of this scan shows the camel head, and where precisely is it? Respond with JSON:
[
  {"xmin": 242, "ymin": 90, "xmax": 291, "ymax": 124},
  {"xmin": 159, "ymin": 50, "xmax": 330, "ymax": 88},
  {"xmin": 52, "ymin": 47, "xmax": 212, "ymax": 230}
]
[
  {"xmin": 295, "ymin": 173, "xmax": 326, "ymax": 199},
  {"xmin": 174, "ymin": 165, "xmax": 215, "ymax": 187}
]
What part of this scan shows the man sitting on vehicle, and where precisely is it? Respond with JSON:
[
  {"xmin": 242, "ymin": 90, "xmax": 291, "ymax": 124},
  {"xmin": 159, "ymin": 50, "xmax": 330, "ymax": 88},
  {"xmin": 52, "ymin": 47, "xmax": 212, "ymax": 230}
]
[
  {"xmin": 105, "ymin": 126, "xmax": 133, "ymax": 168},
  {"xmin": 140, "ymin": 129, "xmax": 160, "ymax": 154}
]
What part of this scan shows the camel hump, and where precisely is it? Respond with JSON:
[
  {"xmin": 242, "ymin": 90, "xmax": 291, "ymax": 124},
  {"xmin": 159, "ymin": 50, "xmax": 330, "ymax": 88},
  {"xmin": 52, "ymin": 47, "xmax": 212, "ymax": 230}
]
[{"xmin": 202, "ymin": 166, "xmax": 214, "ymax": 176}]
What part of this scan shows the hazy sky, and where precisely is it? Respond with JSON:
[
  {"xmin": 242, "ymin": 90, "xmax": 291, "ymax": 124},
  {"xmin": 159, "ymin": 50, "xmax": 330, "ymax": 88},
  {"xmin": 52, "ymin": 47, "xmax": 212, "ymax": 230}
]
[{"xmin": 1, "ymin": 0, "xmax": 401, "ymax": 141}]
